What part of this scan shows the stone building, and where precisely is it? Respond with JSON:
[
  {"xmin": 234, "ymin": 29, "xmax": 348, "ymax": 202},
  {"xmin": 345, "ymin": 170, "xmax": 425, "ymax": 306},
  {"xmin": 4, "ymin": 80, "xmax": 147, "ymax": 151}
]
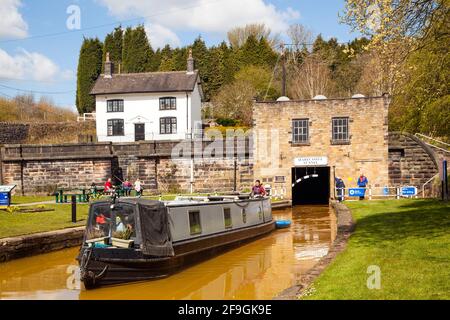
[{"xmin": 252, "ymin": 95, "xmax": 391, "ymax": 205}]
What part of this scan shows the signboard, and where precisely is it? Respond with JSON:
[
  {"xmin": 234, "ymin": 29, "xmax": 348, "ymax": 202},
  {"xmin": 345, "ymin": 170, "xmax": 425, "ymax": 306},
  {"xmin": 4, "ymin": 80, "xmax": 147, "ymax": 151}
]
[
  {"xmin": 348, "ymin": 188, "xmax": 366, "ymax": 197},
  {"xmin": 294, "ymin": 156, "xmax": 328, "ymax": 166},
  {"xmin": 0, "ymin": 193, "xmax": 10, "ymax": 206},
  {"xmin": 401, "ymin": 186, "xmax": 417, "ymax": 196},
  {"xmin": 0, "ymin": 185, "xmax": 16, "ymax": 207}
]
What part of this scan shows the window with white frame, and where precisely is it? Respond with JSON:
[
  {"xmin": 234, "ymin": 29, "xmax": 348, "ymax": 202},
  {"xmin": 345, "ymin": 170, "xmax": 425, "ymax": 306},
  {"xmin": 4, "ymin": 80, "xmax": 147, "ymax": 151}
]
[
  {"xmin": 107, "ymin": 100, "xmax": 124, "ymax": 112},
  {"xmin": 332, "ymin": 117, "xmax": 349, "ymax": 142},
  {"xmin": 160, "ymin": 117, "xmax": 177, "ymax": 134},
  {"xmin": 107, "ymin": 119, "xmax": 124, "ymax": 136},
  {"xmin": 292, "ymin": 119, "xmax": 309, "ymax": 143},
  {"xmin": 159, "ymin": 97, "xmax": 176, "ymax": 110}
]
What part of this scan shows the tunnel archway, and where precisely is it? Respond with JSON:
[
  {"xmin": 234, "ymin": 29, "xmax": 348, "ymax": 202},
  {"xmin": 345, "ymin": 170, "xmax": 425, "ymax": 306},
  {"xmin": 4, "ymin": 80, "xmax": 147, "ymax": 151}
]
[{"xmin": 292, "ymin": 167, "xmax": 330, "ymax": 205}]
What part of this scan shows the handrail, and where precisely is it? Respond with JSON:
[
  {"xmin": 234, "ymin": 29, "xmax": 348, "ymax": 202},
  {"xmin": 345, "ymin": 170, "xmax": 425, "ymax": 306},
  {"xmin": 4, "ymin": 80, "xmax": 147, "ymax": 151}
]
[
  {"xmin": 415, "ymin": 133, "xmax": 450, "ymax": 152},
  {"xmin": 422, "ymin": 173, "xmax": 439, "ymax": 198}
]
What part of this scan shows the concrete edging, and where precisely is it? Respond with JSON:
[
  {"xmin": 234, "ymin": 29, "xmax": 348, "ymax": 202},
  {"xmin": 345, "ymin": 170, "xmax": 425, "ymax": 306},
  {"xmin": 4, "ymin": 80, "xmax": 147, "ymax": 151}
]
[
  {"xmin": 0, "ymin": 226, "xmax": 85, "ymax": 263},
  {"xmin": 274, "ymin": 201, "xmax": 355, "ymax": 300}
]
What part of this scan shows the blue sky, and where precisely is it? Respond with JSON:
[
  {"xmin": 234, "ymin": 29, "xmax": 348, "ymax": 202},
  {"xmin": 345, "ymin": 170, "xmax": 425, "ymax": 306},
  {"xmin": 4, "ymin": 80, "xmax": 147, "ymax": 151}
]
[{"xmin": 0, "ymin": 0, "xmax": 359, "ymax": 111}]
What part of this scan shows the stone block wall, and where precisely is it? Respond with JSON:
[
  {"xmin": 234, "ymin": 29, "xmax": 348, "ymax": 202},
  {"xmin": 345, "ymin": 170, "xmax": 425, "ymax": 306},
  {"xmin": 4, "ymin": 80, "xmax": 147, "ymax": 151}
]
[
  {"xmin": 388, "ymin": 132, "xmax": 439, "ymax": 187},
  {"xmin": 1, "ymin": 140, "xmax": 253, "ymax": 195},
  {"xmin": 0, "ymin": 130, "xmax": 440, "ymax": 197},
  {"xmin": 253, "ymin": 96, "xmax": 390, "ymax": 199}
]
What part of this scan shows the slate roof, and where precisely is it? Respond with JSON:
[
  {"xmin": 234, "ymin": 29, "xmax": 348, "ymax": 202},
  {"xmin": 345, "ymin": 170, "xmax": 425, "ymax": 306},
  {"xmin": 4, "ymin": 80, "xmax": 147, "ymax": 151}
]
[{"xmin": 90, "ymin": 70, "xmax": 200, "ymax": 95}]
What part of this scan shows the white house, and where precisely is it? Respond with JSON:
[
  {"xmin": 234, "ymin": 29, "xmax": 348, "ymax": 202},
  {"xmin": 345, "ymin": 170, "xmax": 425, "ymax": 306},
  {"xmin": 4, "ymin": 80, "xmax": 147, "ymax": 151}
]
[{"xmin": 91, "ymin": 51, "xmax": 203, "ymax": 142}]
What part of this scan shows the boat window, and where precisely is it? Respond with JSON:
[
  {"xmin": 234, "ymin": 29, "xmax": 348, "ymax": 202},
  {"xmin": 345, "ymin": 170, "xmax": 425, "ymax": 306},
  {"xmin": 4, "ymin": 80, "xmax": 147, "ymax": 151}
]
[
  {"xmin": 223, "ymin": 208, "xmax": 232, "ymax": 228},
  {"xmin": 242, "ymin": 208, "xmax": 247, "ymax": 223},
  {"xmin": 112, "ymin": 204, "xmax": 136, "ymax": 240},
  {"xmin": 189, "ymin": 210, "xmax": 202, "ymax": 235},
  {"xmin": 86, "ymin": 203, "xmax": 137, "ymax": 242}
]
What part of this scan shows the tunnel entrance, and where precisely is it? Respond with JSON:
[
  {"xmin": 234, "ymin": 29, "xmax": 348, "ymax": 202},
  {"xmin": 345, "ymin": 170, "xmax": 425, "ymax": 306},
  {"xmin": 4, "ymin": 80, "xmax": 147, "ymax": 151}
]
[{"xmin": 292, "ymin": 166, "xmax": 330, "ymax": 205}]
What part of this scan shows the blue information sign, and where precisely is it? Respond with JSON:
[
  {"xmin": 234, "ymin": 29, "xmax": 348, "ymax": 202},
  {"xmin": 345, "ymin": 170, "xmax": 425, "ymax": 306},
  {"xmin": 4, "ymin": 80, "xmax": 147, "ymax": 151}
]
[
  {"xmin": 348, "ymin": 188, "xmax": 366, "ymax": 197},
  {"xmin": 401, "ymin": 186, "xmax": 417, "ymax": 196},
  {"xmin": 0, "ymin": 192, "xmax": 10, "ymax": 206}
]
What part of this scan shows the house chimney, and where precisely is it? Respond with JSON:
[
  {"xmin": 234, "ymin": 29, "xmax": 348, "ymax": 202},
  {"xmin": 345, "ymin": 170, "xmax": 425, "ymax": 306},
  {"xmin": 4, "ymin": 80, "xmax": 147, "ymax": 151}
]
[
  {"xmin": 187, "ymin": 49, "xmax": 194, "ymax": 74},
  {"xmin": 104, "ymin": 52, "xmax": 114, "ymax": 78}
]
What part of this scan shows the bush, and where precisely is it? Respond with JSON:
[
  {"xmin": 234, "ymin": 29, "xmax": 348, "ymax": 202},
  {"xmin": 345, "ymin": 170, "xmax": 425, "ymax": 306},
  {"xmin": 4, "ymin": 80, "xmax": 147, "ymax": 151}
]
[{"xmin": 216, "ymin": 118, "xmax": 239, "ymax": 126}]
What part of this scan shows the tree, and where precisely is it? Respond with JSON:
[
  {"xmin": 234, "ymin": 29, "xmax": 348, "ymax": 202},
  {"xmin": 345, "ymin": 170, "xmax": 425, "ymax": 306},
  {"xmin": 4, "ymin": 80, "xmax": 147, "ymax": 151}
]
[
  {"xmin": 102, "ymin": 26, "xmax": 123, "ymax": 73},
  {"xmin": 76, "ymin": 37, "xmax": 103, "ymax": 114},
  {"xmin": 227, "ymin": 23, "xmax": 280, "ymax": 48},
  {"xmin": 343, "ymin": 0, "xmax": 447, "ymax": 45},
  {"xmin": 343, "ymin": 0, "xmax": 449, "ymax": 138},
  {"xmin": 287, "ymin": 24, "xmax": 314, "ymax": 50},
  {"xmin": 158, "ymin": 44, "xmax": 175, "ymax": 71},
  {"xmin": 288, "ymin": 54, "xmax": 333, "ymax": 99},
  {"xmin": 211, "ymin": 80, "xmax": 256, "ymax": 126},
  {"xmin": 390, "ymin": 24, "xmax": 450, "ymax": 136},
  {"xmin": 191, "ymin": 36, "xmax": 212, "ymax": 99},
  {"xmin": 234, "ymin": 65, "xmax": 280, "ymax": 100},
  {"xmin": 237, "ymin": 35, "xmax": 278, "ymax": 68},
  {"xmin": 122, "ymin": 25, "xmax": 154, "ymax": 73}
]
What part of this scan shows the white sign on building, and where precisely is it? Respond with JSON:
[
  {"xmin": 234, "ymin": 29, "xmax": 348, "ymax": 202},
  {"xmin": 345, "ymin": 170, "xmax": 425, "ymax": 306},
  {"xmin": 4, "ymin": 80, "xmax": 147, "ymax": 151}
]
[{"xmin": 293, "ymin": 156, "xmax": 328, "ymax": 166}]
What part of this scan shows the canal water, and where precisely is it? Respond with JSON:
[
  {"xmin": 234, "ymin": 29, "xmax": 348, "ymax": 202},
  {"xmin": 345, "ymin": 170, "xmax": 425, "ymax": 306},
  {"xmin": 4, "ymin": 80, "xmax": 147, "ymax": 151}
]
[{"xmin": 0, "ymin": 206, "xmax": 336, "ymax": 300}]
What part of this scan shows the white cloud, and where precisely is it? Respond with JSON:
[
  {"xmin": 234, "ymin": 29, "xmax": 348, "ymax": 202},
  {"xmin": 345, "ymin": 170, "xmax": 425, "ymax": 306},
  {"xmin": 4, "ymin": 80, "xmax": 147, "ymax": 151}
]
[
  {"xmin": 0, "ymin": 0, "xmax": 28, "ymax": 39},
  {"xmin": 0, "ymin": 48, "xmax": 72, "ymax": 82},
  {"xmin": 97, "ymin": 0, "xmax": 300, "ymax": 47},
  {"xmin": 145, "ymin": 23, "xmax": 181, "ymax": 48}
]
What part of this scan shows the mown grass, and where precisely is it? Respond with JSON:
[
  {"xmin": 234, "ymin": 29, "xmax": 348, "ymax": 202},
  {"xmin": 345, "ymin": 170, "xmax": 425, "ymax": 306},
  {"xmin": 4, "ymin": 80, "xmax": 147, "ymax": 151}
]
[
  {"xmin": 0, "ymin": 204, "xmax": 89, "ymax": 238},
  {"xmin": 10, "ymin": 195, "xmax": 55, "ymax": 204},
  {"xmin": 304, "ymin": 199, "xmax": 450, "ymax": 300}
]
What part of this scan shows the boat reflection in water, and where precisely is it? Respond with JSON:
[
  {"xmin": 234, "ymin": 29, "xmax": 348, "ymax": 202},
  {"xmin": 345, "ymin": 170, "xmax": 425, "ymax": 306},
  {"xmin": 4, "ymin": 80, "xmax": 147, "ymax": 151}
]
[{"xmin": 0, "ymin": 205, "xmax": 336, "ymax": 300}]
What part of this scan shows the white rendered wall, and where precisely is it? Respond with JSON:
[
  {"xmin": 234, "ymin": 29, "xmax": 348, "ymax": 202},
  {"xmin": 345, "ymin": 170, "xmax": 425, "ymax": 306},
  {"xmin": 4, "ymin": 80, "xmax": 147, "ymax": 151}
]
[{"xmin": 95, "ymin": 88, "xmax": 202, "ymax": 142}]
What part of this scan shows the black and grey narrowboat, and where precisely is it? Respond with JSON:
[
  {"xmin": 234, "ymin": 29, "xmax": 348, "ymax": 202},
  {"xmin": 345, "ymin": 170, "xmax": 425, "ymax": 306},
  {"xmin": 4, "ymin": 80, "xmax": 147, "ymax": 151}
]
[{"xmin": 78, "ymin": 195, "xmax": 274, "ymax": 289}]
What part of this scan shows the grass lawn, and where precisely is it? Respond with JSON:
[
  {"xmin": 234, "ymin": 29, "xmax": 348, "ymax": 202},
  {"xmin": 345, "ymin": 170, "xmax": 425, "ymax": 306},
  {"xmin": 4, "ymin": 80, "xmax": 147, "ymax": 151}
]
[
  {"xmin": 10, "ymin": 195, "xmax": 55, "ymax": 205},
  {"xmin": 0, "ymin": 204, "xmax": 89, "ymax": 238},
  {"xmin": 304, "ymin": 199, "xmax": 450, "ymax": 300}
]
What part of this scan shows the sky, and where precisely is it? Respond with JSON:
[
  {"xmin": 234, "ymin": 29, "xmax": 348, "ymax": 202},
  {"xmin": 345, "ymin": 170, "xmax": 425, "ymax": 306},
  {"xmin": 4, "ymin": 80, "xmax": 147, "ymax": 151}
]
[{"xmin": 0, "ymin": 0, "xmax": 360, "ymax": 111}]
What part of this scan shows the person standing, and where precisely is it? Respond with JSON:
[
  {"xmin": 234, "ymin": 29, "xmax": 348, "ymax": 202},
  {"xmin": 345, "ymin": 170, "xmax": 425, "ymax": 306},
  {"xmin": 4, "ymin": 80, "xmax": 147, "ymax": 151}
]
[
  {"xmin": 104, "ymin": 178, "xmax": 113, "ymax": 194},
  {"xmin": 335, "ymin": 177, "xmax": 346, "ymax": 202},
  {"xmin": 122, "ymin": 179, "xmax": 132, "ymax": 196},
  {"xmin": 134, "ymin": 179, "xmax": 143, "ymax": 198},
  {"xmin": 357, "ymin": 173, "xmax": 368, "ymax": 200}
]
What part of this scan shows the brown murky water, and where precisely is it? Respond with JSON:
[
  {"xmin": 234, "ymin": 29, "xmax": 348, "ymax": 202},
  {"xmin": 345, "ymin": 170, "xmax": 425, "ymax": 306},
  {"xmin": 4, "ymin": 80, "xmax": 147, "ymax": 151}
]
[{"xmin": 0, "ymin": 206, "xmax": 336, "ymax": 300}]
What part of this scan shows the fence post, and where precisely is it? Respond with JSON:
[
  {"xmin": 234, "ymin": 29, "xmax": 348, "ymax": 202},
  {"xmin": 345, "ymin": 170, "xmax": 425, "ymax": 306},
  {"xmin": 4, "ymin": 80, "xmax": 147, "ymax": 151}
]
[
  {"xmin": 396, "ymin": 187, "xmax": 400, "ymax": 200},
  {"xmin": 369, "ymin": 187, "xmax": 372, "ymax": 200},
  {"xmin": 71, "ymin": 195, "xmax": 77, "ymax": 223}
]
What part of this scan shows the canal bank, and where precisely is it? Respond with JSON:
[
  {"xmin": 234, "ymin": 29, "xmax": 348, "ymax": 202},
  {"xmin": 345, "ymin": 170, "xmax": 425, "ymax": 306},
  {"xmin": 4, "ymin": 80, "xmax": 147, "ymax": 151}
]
[
  {"xmin": 0, "ymin": 205, "xmax": 336, "ymax": 299},
  {"xmin": 275, "ymin": 201, "xmax": 355, "ymax": 299}
]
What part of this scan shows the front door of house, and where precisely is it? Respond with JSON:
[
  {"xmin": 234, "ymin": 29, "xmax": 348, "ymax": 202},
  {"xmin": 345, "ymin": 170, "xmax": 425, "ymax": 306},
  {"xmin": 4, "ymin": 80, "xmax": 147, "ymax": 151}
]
[{"xmin": 135, "ymin": 123, "xmax": 145, "ymax": 141}]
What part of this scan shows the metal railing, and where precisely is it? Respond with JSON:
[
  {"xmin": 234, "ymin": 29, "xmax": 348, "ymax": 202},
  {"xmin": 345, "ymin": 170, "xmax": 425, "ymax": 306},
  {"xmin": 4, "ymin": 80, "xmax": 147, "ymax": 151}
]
[
  {"xmin": 421, "ymin": 173, "xmax": 439, "ymax": 198},
  {"xmin": 335, "ymin": 186, "xmax": 419, "ymax": 200},
  {"xmin": 415, "ymin": 133, "xmax": 450, "ymax": 153}
]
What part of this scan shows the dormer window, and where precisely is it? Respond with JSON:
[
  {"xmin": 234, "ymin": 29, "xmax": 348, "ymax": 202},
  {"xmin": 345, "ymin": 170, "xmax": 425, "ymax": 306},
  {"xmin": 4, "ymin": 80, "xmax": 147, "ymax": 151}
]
[
  {"xmin": 160, "ymin": 97, "xmax": 176, "ymax": 110},
  {"xmin": 107, "ymin": 100, "xmax": 124, "ymax": 112}
]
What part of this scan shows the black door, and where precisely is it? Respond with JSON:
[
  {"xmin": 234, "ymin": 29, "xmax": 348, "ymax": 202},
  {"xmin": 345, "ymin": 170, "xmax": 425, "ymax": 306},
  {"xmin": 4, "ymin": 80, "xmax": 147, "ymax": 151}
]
[
  {"xmin": 135, "ymin": 123, "xmax": 145, "ymax": 141},
  {"xmin": 292, "ymin": 166, "xmax": 330, "ymax": 205}
]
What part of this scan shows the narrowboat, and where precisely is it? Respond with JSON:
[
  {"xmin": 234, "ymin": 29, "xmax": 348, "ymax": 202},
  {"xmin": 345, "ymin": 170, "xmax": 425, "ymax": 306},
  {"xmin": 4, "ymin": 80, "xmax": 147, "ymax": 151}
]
[{"xmin": 78, "ymin": 195, "xmax": 274, "ymax": 289}]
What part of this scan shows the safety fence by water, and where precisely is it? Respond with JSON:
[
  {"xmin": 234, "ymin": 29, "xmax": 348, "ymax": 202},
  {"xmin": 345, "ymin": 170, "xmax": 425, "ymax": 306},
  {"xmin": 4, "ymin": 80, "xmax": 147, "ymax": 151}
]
[{"xmin": 334, "ymin": 186, "xmax": 419, "ymax": 201}]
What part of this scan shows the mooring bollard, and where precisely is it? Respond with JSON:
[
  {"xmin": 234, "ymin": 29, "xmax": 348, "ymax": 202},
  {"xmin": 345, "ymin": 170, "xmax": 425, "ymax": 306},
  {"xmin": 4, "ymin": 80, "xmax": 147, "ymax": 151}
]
[{"xmin": 71, "ymin": 195, "xmax": 76, "ymax": 223}]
